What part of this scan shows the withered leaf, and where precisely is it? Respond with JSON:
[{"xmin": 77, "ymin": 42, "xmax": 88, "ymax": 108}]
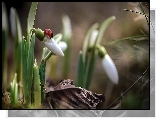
[{"xmin": 45, "ymin": 79, "xmax": 104, "ymax": 109}]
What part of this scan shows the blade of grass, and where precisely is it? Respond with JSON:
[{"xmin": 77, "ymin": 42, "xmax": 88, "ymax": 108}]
[
  {"xmin": 26, "ymin": 2, "xmax": 38, "ymax": 55},
  {"xmin": 26, "ymin": 34, "xmax": 35, "ymax": 104},
  {"xmin": 39, "ymin": 48, "xmax": 47, "ymax": 104},
  {"xmin": 33, "ymin": 59, "xmax": 41, "ymax": 107},
  {"xmin": 84, "ymin": 49, "xmax": 98, "ymax": 89},
  {"xmin": 22, "ymin": 38, "xmax": 29, "ymax": 104},
  {"xmin": 10, "ymin": 73, "xmax": 18, "ymax": 107},
  {"xmin": 76, "ymin": 50, "xmax": 84, "ymax": 87}
]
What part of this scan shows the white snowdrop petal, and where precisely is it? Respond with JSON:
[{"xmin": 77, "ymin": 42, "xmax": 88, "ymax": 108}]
[
  {"xmin": 102, "ymin": 54, "xmax": 119, "ymax": 84},
  {"xmin": 44, "ymin": 37, "xmax": 64, "ymax": 56},
  {"xmin": 89, "ymin": 30, "xmax": 98, "ymax": 48},
  {"xmin": 58, "ymin": 41, "xmax": 67, "ymax": 51}
]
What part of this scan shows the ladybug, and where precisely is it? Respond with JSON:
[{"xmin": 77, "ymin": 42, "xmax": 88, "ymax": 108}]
[{"xmin": 44, "ymin": 29, "xmax": 53, "ymax": 38}]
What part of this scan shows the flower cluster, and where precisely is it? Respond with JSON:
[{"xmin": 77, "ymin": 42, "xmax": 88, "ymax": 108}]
[{"xmin": 32, "ymin": 28, "xmax": 67, "ymax": 56}]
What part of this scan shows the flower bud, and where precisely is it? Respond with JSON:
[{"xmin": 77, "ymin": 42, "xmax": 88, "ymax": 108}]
[
  {"xmin": 33, "ymin": 28, "xmax": 45, "ymax": 41},
  {"xmin": 102, "ymin": 54, "xmax": 119, "ymax": 84},
  {"xmin": 98, "ymin": 45, "xmax": 107, "ymax": 58}
]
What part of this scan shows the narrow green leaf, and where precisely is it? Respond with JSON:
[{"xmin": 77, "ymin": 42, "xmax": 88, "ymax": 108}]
[
  {"xmin": 10, "ymin": 73, "xmax": 18, "ymax": 107},
  {"xmin": 26, "ymin": 2, "xmax": 38, "ymax": 52},
  {"xmin": 10, "ymin": 82, "xmax": 14, "ymax": 106},
  {"xmin": 27, "ymin": 2, "xmax": 38, "ymax": 37},
  {"xmin": 95, "ymin": 16, "xmax": 115, "ymax": 46},
  {"xmin": 76, "ymin": 50, "xmax": 84, "ymax": 87},
  {"xmin": 84, "ymin": 49, "xmax": 98, "ymax": 89},
  {"xmin": 39, "ymin": 48, "xmax": 47, "ymax": 104},
  {"xmin": 33, "ymin": 60, "xmax": 41, "ymax": 107},
  {"xmin": 22, "ymin": 38, "xmax": 29, "ymax": 104},
  {"xmin": 26, "ymin": 34, "xmax": 35, "ymax": 104},
  {"xmin": 14, "ymin": 83, "xmax": 18, "ymax": 106}
]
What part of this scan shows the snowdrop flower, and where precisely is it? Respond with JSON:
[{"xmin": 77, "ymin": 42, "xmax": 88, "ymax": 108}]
[
  {"xmin": 32, "ymin": 28, "xmax": 65, "ymax": 56},
  {"xmin": 98, "ymin": 46, "xmax": 119, "ymax": 84}
]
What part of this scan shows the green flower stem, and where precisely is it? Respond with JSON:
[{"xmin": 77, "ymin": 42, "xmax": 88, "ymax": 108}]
[
  {"xmin": 84, "ymin": 16, "xmax": 115, "ymax": 89},
  {"xmin": 61, "ymin": 15, "xmax": 72, "ymax": 78},
  {"xmin": 62, "ymin": 40, "xmax": 71, "ymax": 78},
  {"xmin": 22, "ymin": 38, "xmax": 29, "ymax": 104},
  {"xmin": 81, "ymin": 23, "xmax": 99, "ymax": 88},
  {"xmin": 42, "ymin": 51, "xmax": 53, "ymax": 62},
  {"xmin": 39, "ymin": 48, "xmax": 47, "ymax": 104},
  {"xmin": 76, "ymin": 51, "xmax": 84, "ymax": 87},
  {"xmin": 95, "ymin": 16, "xmax": 115, "ymax": 45},
  {"xmin": 27, "ymin": 34, "xmax": 35, "ymax": 104},
  {"xmin": 33, "ymin": 59, "xmax": 41, "ymax": 107},
  {"xmin": 84, "ymin": 49, "xmax": 98, "ymax": 89}
]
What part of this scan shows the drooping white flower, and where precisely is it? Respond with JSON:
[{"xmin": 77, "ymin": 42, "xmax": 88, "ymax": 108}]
[
  {"xmin": 43, "ymin": 35, "xmax": 64, "ymax": 56},
  {"xmin": 102, "ymin": 54, "xmax": 119, "ymax": 84},
  {"xmin": 58, "ymin": 41, "xmax": 67, "ymax": 51}
]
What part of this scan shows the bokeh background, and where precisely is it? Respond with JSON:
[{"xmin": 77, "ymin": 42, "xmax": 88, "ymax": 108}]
[{"xmin": 4, "ymin": 2, "xmax": 149, "ymax": 109}]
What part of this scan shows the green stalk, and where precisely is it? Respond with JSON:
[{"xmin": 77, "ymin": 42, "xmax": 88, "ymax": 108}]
[
  {"xmin": 76, "ymin": 51, "xmax": 84, "ymax": 87},
  {"xmin": 22, "ymin": 38, "xmax": 28, "ymax": 104},
  {"xmin": 84, "ymin": 49, "xmax": 98, "ymax": 89},
  {"xmin": 83, "ymin": 16, "xmax": 115, "ymax": 89},
  {"xmin": 27, "ymin": 34, "xmax": 35, "ymax": 104},
  {"xmin": 95, "ymin": 16, "xmax": 116, "ymax": 45},
  {"xmin": 61, "ymin": 15, "xmax": 72, "ymax": 78},
  {"xmin": 39, "ymin": 48, "xmax": 47, "ymax": 104},
  {"xmin": 22, "ymin": 34, "xmax": 35, "ymax": 105},
  {"xmin": 62, "ymin": 40, "xmax": 71, "ymax": 78},
  {"xmin": 33, "ymin": 59, "xmax": 41, "ymax": 107},
  {"xmin": 10, "ymin": 73, "xmax": 18, "ymax": 107},
  {"xmin": 82, "ymin": 23, "xmax": 99, "ymax": 88}
]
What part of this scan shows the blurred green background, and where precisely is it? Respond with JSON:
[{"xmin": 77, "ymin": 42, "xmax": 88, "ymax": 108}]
[{"xmin": 4, "ymin": 2, "xmax": 149, "ymax": 109}]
